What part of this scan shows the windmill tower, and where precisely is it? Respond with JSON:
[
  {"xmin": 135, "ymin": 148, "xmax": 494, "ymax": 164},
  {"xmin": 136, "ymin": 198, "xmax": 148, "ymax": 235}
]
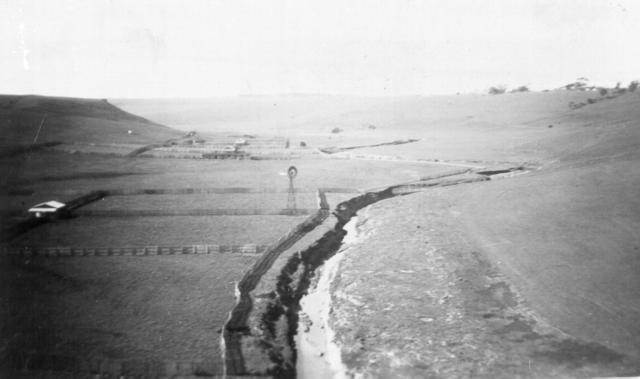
[{"xmin": 286, "ymin": 166, "xmax": 298, "ymax": 213}]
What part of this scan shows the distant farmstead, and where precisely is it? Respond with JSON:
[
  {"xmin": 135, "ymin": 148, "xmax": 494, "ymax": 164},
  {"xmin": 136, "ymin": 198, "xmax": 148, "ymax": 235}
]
[{"xmin": 28, "ymin": 201, "xmax": 66, "ymax": 218}]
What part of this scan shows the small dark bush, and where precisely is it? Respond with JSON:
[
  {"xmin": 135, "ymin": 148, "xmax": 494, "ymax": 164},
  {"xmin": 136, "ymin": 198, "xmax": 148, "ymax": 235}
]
[
  {"xmin": 598, "ymin": 88, "xmax": 608, "ymax": 96},
  {"xmin": 331, "ymin": 127, "xmax": 343, "ymax": 134},
  {"xmin": 488, "ymin": 86, "xmax": 507, "ymax": 95},
  {"xmin": 565, "ymin": 78, "xmax": 589, "ymax": 91},
  {"xmin": 569, "ymin": 101, "xmax": 587, "ymax": 110},
  {"xmin": 587, "ymin": 98, "xmax": 596, "ymax": 104},
  {"xmin": 511, "ymin": 85, "xmax": 529, "ymax": 93},
  {"xmin": 629, "ymin": 81, "xmax": 639, "ymax": 92}
]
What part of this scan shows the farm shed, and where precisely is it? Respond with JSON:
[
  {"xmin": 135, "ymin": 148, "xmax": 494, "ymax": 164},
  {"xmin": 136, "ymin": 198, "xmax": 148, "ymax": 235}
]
[{"xmin": 28, "ymin": 200, "xmax": 66, "ymax": 218}]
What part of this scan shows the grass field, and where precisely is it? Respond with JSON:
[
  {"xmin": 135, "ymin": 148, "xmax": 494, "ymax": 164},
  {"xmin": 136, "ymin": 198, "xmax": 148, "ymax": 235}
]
[
  {"xmin": 10, "ymin": 215, "xmax": 307, "ymax": 248},
  {"xmin": 3, "ymin": 152, "xmax": 445, "ymax": 190},
  {"xmin": 1, "ymin": 253, "xmax": 256, "ymax": 375},
  {"xmin": 81, "ymin": 193, "xmax": 318, "ymax": 212}
]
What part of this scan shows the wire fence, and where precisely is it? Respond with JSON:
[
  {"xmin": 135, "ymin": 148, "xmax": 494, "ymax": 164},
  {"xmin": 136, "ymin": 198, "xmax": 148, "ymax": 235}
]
[
  {"xmin": 2, "ymin": 244, "xmax": 269, "ymax": 258},
  {"xmin": 73, "ymin": 208, "xmax": 316, "ymax": 217}
]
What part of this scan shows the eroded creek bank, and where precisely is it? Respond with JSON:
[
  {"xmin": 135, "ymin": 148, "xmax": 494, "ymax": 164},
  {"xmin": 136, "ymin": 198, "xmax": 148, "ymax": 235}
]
[
  {"xmin": 222, "ymin": 171, "xmax": 488, "ymax": 377},
  {"xmin": 221, "ymin": 164, "xmax": 639, "ymax": 378},
  {"xmin": 223, "ymin": 187, "xmax": 396, "ymax": 377}
]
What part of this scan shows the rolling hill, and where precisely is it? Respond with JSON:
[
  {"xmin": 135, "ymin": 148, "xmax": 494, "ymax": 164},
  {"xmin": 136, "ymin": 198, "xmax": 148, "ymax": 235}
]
[{"xmin": 0, "ymin": 95, "xmax": 182, "ymax": 149}]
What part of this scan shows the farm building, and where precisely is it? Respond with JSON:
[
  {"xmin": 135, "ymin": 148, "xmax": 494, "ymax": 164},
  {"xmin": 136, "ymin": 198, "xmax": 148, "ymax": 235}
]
[{"xmin": 28, "ymin": 200, "xmax": 66, "ymax": 218}]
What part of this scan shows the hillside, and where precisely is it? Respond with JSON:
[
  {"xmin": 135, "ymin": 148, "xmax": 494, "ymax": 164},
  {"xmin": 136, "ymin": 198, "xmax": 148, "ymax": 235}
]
[
  {"xmin": 0, "ymin": 95, "xmax": 182, "ymax": 149},
  {"xmin": 449, "ymin": 92, "xmax": 640, "ymax": 359},
  {"xmin": 114, "ymin": 91, "xmax": 597, "ymax": 135},
  {"xmin": 116, "ymin": 90, "xmax": 637, "ymax": 163},
  {"xmin": 288, "ymin": 90, "xmax": 640, "ymax": 376}
]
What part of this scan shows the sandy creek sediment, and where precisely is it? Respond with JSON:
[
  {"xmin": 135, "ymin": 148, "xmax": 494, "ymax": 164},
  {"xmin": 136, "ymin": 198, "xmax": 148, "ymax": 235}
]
[{"xmin": 295, "ymin": 218, "xmax": 360, "ymax": 379}]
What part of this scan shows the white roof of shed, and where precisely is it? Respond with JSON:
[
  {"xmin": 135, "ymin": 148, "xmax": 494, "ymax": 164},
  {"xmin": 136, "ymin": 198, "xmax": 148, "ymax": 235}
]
[{"xmin": 29, "ymin": 200, "xmax": 66, "ymax": 211}]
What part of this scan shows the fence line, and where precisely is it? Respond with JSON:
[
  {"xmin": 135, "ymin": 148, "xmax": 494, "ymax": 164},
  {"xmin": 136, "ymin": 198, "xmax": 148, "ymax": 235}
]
[
  {"xmin": 3, "ymin": 244, "xmax": 269, "ymax": 258},
  {"xmin": 73, "ymin": 208, "xmax": 315, "ymax": 217},
  {"xmin": 103, "ymin": 187, "xmax": 359, "ymax": 196}
]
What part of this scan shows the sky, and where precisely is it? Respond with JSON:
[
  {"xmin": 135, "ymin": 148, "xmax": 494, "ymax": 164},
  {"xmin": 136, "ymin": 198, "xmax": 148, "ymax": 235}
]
[{"xmin": 1, "ymin": 0, "xmax": 640, "ymax": 98}]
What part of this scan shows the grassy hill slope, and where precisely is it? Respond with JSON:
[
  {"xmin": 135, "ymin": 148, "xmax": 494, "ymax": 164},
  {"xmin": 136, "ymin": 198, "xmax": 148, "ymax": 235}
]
[
  {"xmin": 115, "ymin": 91, "xmax": 617, "ymax": 162},
  {"xmin": 449, "ymin": 91, "xmax": 640, "ymax": 359},
  {"xmin": 0, "ymin": 95, "xmax": 182, "ymax": 148}
]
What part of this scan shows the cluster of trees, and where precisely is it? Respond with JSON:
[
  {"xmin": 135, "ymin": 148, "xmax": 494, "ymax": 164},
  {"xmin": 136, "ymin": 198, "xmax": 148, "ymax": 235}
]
[
  {"xmin": 568, "ymin": 79, "xmax": 639, "ymax": 110},
  {"xmin": 488, "ymin": 78, "xmax": 638, "ymax": 96},
  {"xmin": 563, "ymin": 78, "xmax": 638, "ymax": 93},
  {"xmin": 488, "ymin": 85, "xmax": 529, "ymax": 95}
]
